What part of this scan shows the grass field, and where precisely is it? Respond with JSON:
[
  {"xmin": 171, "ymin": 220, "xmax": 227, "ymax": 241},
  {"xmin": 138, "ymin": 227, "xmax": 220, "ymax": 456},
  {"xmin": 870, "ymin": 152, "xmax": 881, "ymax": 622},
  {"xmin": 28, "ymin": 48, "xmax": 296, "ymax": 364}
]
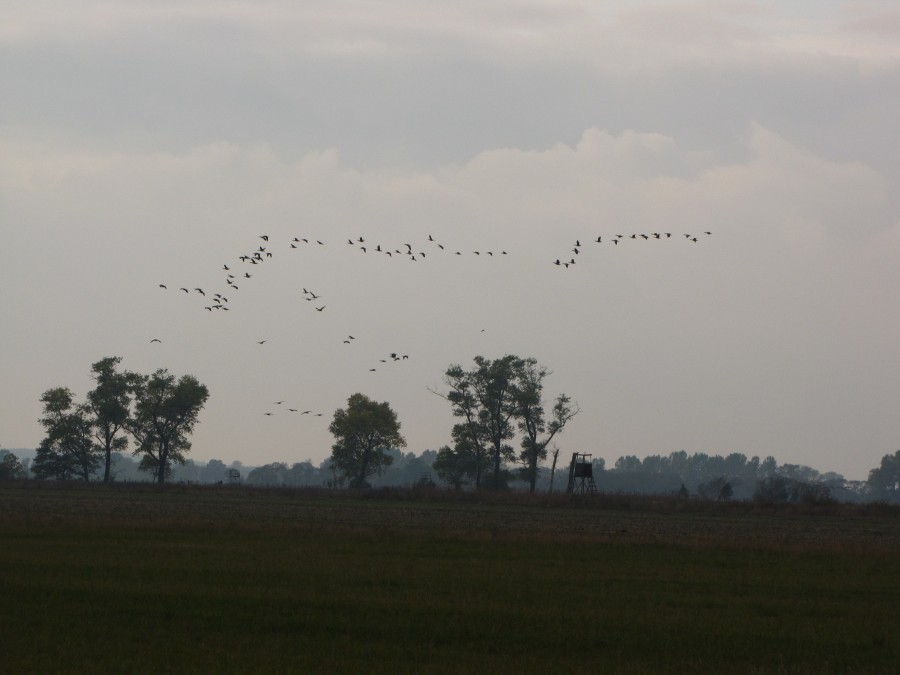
[{"xmin": 1, "ymin": 483, "xmax": 899, "ymax": 673}]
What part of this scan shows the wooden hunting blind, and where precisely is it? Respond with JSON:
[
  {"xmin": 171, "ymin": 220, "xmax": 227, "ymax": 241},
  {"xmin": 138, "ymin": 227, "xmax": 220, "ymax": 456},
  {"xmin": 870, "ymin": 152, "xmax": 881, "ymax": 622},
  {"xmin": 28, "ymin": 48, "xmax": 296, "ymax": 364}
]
[{"xmin": 567, "ymin": 453, "xmax": 597, "ymax": 495}]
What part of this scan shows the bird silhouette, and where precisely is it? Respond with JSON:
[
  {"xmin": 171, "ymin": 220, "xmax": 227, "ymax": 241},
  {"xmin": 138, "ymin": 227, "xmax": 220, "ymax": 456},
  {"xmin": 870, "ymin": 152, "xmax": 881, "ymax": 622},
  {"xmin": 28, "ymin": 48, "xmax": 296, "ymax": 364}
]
[{"xmin": 150, "ymin": 338, "xmax": 161, "ymax": 343}]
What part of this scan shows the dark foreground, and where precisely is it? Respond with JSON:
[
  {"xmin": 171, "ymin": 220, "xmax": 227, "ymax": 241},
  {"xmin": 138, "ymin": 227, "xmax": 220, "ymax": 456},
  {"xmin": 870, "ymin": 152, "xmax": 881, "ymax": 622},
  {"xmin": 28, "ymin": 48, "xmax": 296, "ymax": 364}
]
[{"xmin": 1, "ymin": 483, "xmax": 899, "ymax": 673}]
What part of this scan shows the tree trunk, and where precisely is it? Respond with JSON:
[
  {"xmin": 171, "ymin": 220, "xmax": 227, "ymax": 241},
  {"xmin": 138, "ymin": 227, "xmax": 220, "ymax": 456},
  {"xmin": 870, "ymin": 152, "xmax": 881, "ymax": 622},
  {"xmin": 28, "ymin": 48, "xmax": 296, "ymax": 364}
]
[
  {"xmin": 549, "ymin": 447, "xmax": 560, "ymax": 494},
  {"xmin": 529, "ymin": 455, "xmax": 537, "ymax": 493},
  {"xmin": 157, "ymin": 445, "xmax": 167, "ymax": 484},
  {"xmin": 103, "ymin": 430, "xmax": 112, "ymax": 483},
  {"xmin": 356, "ymin": 452, "xmax": 370, "ymax": 488}
]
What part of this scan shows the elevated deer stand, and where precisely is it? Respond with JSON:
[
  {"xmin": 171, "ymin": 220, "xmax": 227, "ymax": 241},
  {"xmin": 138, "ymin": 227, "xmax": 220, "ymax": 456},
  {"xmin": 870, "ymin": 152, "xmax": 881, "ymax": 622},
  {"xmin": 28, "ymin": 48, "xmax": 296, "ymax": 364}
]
[{"xmin": 566, "ymin": 453, "xmax": 597, "ymax": 495}]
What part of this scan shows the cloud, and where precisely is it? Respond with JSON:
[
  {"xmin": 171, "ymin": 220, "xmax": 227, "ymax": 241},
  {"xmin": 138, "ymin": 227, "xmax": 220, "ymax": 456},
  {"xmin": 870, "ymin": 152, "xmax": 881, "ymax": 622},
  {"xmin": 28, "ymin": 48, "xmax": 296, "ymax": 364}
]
[{"xmin": 3, "ymin": 2, "xmax": 900, "ymax": 479}]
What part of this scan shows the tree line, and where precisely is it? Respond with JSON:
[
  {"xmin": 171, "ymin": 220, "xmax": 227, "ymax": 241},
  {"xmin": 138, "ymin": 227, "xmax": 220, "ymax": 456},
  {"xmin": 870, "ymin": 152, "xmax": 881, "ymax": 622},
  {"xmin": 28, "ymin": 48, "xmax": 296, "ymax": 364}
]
[{"xmin": 3, "ymin": 353, "xmax": 899, "ymax": 503}]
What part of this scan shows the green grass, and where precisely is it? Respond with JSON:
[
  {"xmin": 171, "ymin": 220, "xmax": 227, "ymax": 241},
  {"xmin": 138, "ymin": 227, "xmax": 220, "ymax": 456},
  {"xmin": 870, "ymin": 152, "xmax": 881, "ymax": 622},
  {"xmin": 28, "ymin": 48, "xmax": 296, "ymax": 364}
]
[{"xmin": 1, "ymin": 484, "xmax": 898, "ymax": 673}]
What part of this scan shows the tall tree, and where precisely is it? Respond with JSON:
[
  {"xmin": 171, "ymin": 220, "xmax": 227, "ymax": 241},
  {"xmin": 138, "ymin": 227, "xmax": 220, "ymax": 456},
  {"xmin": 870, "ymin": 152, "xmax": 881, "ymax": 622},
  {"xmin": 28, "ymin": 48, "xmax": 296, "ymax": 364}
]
[
  {"xmin": 86, "ymin": 356, "xmax": 139, "ymax": 483},
  {"xmin": 329, "ymin": 393, "xmax": 406, "ymax": 488},
  {"xmin": 514, "ymin": 358, "xmax": 580, "ymax": 493},
  {"xmin": 128, "ymin": 370, "xmax": 209, "ymax": 484},
  {"xmin": 439, "ymin": 355, "xmax": 521, "ymax": 490},
  {"xmin": 33, "ymin": 387, "xmax": 99, "ymax": 481},
  {"xmin": 868, "ymin": 450, "xmax": 900, "ymax": 500}
]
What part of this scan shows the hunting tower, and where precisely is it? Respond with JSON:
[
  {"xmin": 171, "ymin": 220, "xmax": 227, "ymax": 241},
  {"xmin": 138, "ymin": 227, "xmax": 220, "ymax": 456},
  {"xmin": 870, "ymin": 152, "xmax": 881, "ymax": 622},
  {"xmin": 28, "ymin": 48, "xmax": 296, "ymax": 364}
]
[{"xmin": 566, "ymin": 453, "xmax": 597, "ymax": 495}]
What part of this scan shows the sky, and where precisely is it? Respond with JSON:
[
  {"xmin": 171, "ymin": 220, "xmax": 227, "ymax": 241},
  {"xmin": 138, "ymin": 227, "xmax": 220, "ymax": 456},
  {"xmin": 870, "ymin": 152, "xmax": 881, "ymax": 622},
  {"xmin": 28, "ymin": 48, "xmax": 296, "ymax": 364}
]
[{"xmin": 2, "ymin": 1, "xmax": 899, "ymax": 480}]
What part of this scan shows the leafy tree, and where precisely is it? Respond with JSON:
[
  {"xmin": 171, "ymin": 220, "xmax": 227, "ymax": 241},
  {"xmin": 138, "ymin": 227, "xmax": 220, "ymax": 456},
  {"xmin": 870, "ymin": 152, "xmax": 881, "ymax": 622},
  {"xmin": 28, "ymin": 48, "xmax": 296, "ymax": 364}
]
[
  {"xmin": 438, "ymin": 355, "xmax": 523, "ymax": 490},
  {"xmin": 432, "ymin": 444, "xmax": 475, "ymax": 490},
  {"xmin": 329, "ymin": 393, "xmax": 406, "ymax": 488},
  {"xmin": 86, "ymin": 357, "xmax": 140, "ymax": 483},
  {"xmin": 513, "ymin": 358, "xmax": 579, "ymax": 493},
  {"xmin": 614, "ymin": 455, "xmax": 642, "ymax": 472},
  {"xmin": 33, "ymin": 387, "xmax": 100, "ymax": 481},
  {"xmin": 288, "ymin": 461, "xmax": 321, "ymax": 487},
  {"xmin": 867, "ymin": 450, "xmax": 900, "ymax": 501},
  {"xmin": 247, "ymin": 462, "xmax": 290, "ymax": 486},
  {"xmin": 128, "ymin": 370, "xmax": 209, "ymax": 484},
  {"xmin": 0, "ymin": 452, "xmax": 27, "ymax": 480},
  {"xmin": 200, "ymin": 459, "xmax": 228, "ymax": 483}
]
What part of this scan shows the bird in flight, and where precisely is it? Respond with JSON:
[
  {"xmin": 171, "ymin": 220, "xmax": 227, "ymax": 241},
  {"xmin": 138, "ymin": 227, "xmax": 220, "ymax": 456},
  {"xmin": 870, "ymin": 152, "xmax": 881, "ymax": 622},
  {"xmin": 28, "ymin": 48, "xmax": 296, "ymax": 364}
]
[
  {"xmin": 159, "ymin": 284, "xmax": 167, "ymax": 289},
  {"xmin": 316, "ymin": 306, "xmax": 325, "ymax": 311},
  {"xmin": 150, "ymin": 338, "xmax": 161, "ymax": 343}
]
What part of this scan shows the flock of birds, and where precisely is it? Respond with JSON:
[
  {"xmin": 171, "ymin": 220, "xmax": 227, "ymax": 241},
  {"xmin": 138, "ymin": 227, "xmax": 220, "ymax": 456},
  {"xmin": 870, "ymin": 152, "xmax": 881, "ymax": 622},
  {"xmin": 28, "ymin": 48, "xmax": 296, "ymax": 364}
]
[
  {"xmin": 153, "ymin": 229, "xmax": 711, "ymax": 417},
  {"xmin": 551, "ymin": 231, "xmax": 712, "ymax": 268}
]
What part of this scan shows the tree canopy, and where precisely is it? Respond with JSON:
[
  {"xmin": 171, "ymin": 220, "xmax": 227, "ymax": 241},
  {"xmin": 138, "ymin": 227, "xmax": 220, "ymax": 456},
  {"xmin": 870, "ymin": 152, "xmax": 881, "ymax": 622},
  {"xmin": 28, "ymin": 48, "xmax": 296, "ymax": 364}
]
[
  {"xmin": 329, "ymin": 393, "xmax": 406, "ymax": 488},
  {"xmin": 33, "ymin": 387, "xmax": 99, "ymax": 481},
  {"xmin": 86, "ymin": 357, "xmax": 140, "ymax": 482},
  {"xmin": 868, "ymin": 450, "xmax": 900, "ymax": 501},
  {"xmin": 438, "ymin": 355, "xmax": 578, "ymax": 490},
  {"xmin": 127, "ymin": 369, "xmax": 209, "ymax": 484}
]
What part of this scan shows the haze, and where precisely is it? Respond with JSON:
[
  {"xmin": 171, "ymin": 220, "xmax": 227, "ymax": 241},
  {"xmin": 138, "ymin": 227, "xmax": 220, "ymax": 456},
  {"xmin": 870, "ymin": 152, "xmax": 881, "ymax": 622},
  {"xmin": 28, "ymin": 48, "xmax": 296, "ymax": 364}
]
[{"xmin": 2, "ymin": 1, "xmax": 899, "ymax": 480}]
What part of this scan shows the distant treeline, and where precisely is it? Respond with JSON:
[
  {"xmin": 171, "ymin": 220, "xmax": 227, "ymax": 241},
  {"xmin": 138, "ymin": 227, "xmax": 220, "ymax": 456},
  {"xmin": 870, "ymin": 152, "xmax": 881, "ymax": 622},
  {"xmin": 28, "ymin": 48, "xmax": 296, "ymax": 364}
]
[{"xmin": 3, "ymin": 446, "xmax": 898, "ymax": 504}]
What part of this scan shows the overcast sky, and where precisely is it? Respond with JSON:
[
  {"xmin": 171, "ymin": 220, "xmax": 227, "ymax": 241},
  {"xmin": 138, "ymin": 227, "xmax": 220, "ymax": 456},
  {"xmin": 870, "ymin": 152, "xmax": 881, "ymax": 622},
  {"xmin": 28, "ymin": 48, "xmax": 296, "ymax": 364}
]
[{"xmin": 3, "ymin": 1, "xmax": 899, "ymax": 480}]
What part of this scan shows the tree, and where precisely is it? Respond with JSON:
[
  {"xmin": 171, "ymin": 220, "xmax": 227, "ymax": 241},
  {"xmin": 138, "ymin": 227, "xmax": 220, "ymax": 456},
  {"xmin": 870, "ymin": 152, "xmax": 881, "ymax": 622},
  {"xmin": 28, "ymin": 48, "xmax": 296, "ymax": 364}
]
[
  {"xmin": 329, "ymin": 393, "xmax": 406, "ymax": 488},
  {"xmin": 33, "ymin": 387, "xmax": 100, "ymax": 481},
  {"xmin": 432, "ymin": 443, "xmax": 476, "ymax": 490},
  {"xmin": 128, "ymin": 370, "xmax": 209, "ymax": 484},
  {"xmin": 200, "ymin": 459, "xmax": 228, "ymax": 483},
  {"xmin": 867, "ymin": 450, "xmax": 900, "ymax": 501},
  {"xmin": 0, "ymin": 452, "xmax": 26, "ymax": 480},
  {"xmin": 548, "ymin": 445, "xmax": 561, "ymax": 494},
  {"xmin": 86, "ymin": 357, "xmax": 139, "ymax": 483},
  {"xmin": 513, "ymin": 358, "xmax": 579, "ymax": 493},
  {"xmin": 438, "ymin": 355, "xmax": 522, "ymax": 490}
]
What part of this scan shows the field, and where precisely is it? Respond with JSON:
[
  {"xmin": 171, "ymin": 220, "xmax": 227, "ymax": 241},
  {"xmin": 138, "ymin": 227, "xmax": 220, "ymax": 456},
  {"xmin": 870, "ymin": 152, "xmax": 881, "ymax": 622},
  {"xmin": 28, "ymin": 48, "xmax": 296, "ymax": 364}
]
[{"xmin": 2, "ymin": 483, "xmax": 899, "ymax": 673}]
